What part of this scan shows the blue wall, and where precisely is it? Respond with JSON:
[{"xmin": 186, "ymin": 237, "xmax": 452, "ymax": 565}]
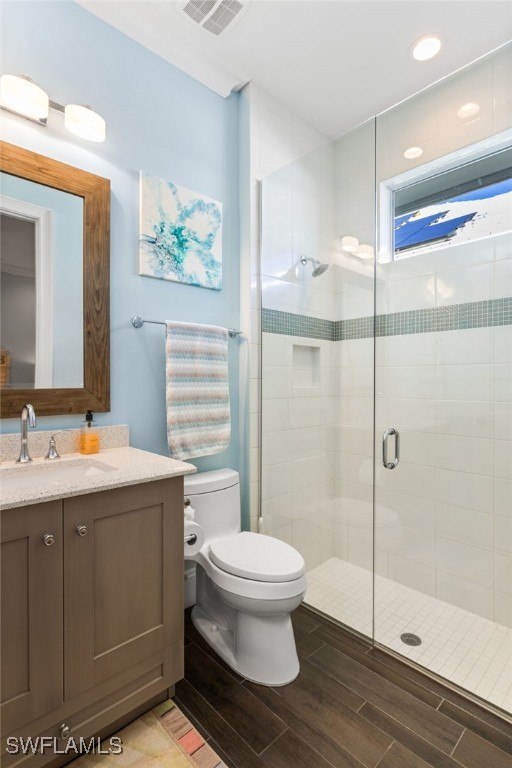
[{"xmin": 0, "ymin": 1, "xmax": 242, "ymax": 479}]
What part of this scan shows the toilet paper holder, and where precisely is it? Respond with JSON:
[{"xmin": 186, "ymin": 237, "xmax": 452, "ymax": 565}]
[{"xmin": 184, "ymin": 533, "xmax": 197, "ymax": 546}]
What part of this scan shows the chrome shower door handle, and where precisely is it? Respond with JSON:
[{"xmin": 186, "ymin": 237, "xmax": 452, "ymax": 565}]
[{"xmin": 382, "ymin": 428, "xmax": 400, "ymax": 469}]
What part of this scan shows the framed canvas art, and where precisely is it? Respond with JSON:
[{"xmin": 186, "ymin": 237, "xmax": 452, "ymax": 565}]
[{"xmin": 139, "ymin": 173, "xmax": 223, "ymax": 290}]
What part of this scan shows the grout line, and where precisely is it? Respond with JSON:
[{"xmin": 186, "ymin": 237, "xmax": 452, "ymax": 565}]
[
  {"xmin": 374, "ymin": 740, "xmax": 395, "ymax": 767},
  {"xmin": 373, "ymin": 644, "xmax": 512, "ymax": 727},
  {"xmin": 449, "ymin": 728, "xmax": 466, "ymax": 757},
  {"xmin": 177, "ymin": 682, "xmax": 268, "ymax": 760},
  {"xmin": 304, "ymin": 641, "xmax": 326, "ymax": 659},
  {"xmin": 258, "ymin": 724, "xmax": 342, "ymax": 768},
  {"xmin": 358, "ymin": 698, "xmax": 468, "ymax": 765},
  {"xmin": 257, "ymin": 726, "xmax": 290, "ymax": 757}
]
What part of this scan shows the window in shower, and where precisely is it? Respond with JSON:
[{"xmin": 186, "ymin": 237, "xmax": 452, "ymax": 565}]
[{"xmin": 393, "ymin": 146, "xmax": 512, "ymax": 259}]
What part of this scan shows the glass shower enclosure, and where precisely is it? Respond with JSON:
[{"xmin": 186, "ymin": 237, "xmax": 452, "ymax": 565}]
[{"xmin": 259, "ymin": 43, "xmax": 512, "ymax": 715}]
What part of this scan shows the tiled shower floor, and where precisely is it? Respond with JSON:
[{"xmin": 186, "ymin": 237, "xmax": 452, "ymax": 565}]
[{"xmin": 305, "ymin": 557, "xmax": 512, "ymax": 713}]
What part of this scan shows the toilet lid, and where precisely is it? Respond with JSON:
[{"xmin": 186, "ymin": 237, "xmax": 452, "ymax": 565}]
[{"xmin": 209, "ymin": 532, "xmax": 305, "ymax": 583}]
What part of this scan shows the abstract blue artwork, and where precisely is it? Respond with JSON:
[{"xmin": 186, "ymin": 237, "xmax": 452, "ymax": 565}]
[{"xmin": 139, "ymin": 173, "xmax": 223, "ymax": 290}]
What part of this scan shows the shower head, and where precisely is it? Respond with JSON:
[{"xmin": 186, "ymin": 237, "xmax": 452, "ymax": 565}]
[
  {"xmin": 312, "ymin": 262, "xmax": 329, "ymax": 277},
  {"xmin": 300, "ymin": 255, "xmax": 329, "ymax": 278}
]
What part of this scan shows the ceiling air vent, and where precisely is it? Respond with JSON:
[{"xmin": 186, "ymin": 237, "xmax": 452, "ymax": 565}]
[{"xmin": 178, "ymin": 0, "xmax": 249, "ymax": 36}]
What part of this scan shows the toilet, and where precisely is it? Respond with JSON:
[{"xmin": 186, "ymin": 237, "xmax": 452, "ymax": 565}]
[{"xmin": 184, "ymin": 468, "xmax": 306, "ymax": 686}]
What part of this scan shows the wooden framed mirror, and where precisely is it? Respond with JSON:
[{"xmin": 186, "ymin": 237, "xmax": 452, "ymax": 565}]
[{"xmin": 0, "ymin": 141, "xmax": 110, "ymax": 417}]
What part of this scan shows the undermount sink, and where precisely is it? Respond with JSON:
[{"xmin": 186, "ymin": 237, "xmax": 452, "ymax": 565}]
[{"xmin": 0, "ymin": 457, "xmax": 117, "ymax": 492}]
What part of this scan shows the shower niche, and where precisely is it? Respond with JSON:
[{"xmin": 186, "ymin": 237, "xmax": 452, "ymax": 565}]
[{"xmin": 292, "ymin": 344, "xmax": 320, "ymax": 389}]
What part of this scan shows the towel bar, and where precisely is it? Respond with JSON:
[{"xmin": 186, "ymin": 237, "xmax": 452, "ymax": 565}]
[{"xmin": 131, "ymin": 316, "xmax": 242, "ymax": 338}]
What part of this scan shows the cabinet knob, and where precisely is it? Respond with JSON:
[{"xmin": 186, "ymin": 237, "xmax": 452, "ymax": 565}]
[
  {"xmin": 59, "ymin": 724, "xmax": 71, "ymax": 740},
  {"xmin": 43, "ymin": 533, "xmax": 55, "ymax": 546},
  {"xmin": 76, "ymin": 525, "xmax": 88, "ymax": 537}
]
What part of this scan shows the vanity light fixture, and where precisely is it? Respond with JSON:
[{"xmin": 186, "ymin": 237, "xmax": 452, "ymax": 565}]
[
  {"xmin": 457, "ymin": 102, "xmax": 480, "ymax": 119},
  {"xmin": 0, "ymin": 74, "xmax": 49, "ymax": 123},
  {"xmin": 64, "ymin": 104, "xmax": 106, "ymax": 143},
  {"xmin": 411, "ymin": 35, "xmax": 442, "ymax": 62},
  {"xmin": 341, "ymin": 235, "xmax": 359, "ymax": 253},
  {"xmin": 0, "ymin": 74, "xmax": 106, "ymax": 142},
  {"xmin": 404, "ymin": 146, "xmax": 424, "ymax": 160}
]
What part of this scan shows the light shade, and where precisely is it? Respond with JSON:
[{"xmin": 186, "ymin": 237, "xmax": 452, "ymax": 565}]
[
  {"xmin": 357, "ymin": 244, "xmax": 374, "ymax": 260},
  {"xmin": 411, "ymin": 35, "xmax": 442, "ymax": 61},
  {"xmin": 404, "ymin": 146, "xmax": 423, "ymax": 160},
  {"xmin": 341, "ymin": 235, "xmax": 359, "ymax": 253},
  {"xmin": 0, "ymin": 74, "xmax": 49, "ymax": 121},
  {"xmin": 64, "ymin": 104, "xmax": 106, "ymax": 142}
]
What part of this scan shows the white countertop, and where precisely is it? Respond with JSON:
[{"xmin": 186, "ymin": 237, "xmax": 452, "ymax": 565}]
[{"xmin": 0, "ymin": 447, "xmax": 196, "ymax": 510}]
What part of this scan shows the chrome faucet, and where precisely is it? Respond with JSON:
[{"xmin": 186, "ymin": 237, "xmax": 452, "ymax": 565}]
[{"xmin": 17, "ymin": 403, "xmax": 36, "ymax": 463}]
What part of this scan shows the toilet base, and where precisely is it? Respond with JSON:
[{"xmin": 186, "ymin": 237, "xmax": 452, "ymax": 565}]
[{"xmin": 191, "ymin": 604, "xmax": 300, "ymax": 686}]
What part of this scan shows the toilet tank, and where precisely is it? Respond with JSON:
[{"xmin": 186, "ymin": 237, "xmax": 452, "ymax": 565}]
[{"xmin": 184, "ymin": 469, "xmax": 240, "ymax": 542}]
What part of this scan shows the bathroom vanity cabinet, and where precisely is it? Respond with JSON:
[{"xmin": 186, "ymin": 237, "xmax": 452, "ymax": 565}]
[{"xmin": 1, "ymin": 477, "xmax": 184, "ymax": 768}]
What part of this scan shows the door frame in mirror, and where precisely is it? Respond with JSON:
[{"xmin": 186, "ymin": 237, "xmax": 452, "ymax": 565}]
[{"xmin": 0, "ymin": 141, "xmax": 110, "ymax": 417}]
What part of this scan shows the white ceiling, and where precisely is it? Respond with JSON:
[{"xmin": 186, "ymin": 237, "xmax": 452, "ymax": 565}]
[{"xmin": 78, "ymin": 1, "xmax": 512, "ymax": 139}]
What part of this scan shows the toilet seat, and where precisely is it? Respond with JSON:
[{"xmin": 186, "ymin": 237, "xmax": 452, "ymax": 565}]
[{"xmin": 209, "ymin": 531, "xmax": 305, "ymax": 583}]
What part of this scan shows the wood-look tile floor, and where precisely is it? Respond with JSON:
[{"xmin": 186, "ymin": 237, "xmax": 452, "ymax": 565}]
[{"xmin": 174, "ymin": 607, "xmax": 512, "ymax": 768}]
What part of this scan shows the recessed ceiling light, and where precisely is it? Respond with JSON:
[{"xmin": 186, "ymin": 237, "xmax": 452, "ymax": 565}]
[
  {"xmin": 404, "ymin": 146, "xmax": 423, "ymax": 160},
  {"xmin": 456, "ymin": 102, "xmax": 480, "ymax": 119},
  {"xmin": 411, "ymin": 35, "xmax": 442, "ymax": 62}
]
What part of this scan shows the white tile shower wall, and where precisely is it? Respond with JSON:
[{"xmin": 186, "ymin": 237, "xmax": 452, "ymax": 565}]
[
  {"xmin": 370, "ymin": 308, "xmax": 512, "ymax": 626},
  {"xmin": 332, "ymin": 117, "xmax": 376, "ymax": 583},
  {"xmin": 258, "ymin": 140, "xmax": 341, "ymax": 563},
  {"xmin": 260, "ymin": 118, "xmax": 336, "ymax": 568},
  {"xmin": 333, "ymin": 337, "xmax": 376, "ymax": 574},
  {"xmin": 240, "ymin": 83, "xmax": 329, "ymax": 532},
  {"xmin": 257, "ymin": 120, "xmax": 339, "ymax": 569},
  {"xmin": 371, "ymin": 315, "xmax": 512, "ymax": 625},
  {"xmin": 261, "ymin": 333, "xmax": 336, "ymax": 570}
]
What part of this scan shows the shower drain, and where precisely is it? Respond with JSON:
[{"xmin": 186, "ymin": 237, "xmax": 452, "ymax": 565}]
[{"xmin": 401, "ymin": 633, "xmax": 422, "ymax": 646}]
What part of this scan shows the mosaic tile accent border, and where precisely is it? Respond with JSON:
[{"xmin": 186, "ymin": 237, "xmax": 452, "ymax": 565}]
[
  {"xmin": 262, "ymin": 298, "xmax": 512, "ymax": 341},
  {"xmin": 261, "ymin": 308, "xmax": 333, "ymax": 340}
]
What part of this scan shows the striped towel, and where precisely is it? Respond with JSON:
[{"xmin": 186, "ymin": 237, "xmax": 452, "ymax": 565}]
[{"xmin": 166, "ymin": 321, "xmax": 231, "ymax": 460}]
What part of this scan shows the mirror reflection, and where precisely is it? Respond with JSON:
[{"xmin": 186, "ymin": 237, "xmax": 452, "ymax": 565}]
[{"xmin": 0, "ymin": 172, "xmax": 84, "ymax": 389}]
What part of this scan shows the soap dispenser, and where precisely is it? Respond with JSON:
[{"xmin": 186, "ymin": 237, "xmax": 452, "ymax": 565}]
[{"xmin": 79, "ymin": 410, "xmax": 100, "ymax": 455}]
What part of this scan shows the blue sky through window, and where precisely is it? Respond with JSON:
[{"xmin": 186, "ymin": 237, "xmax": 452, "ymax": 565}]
[{"xmin": 394, "ymin": 173, "xmax": 512, "ymax": 257}]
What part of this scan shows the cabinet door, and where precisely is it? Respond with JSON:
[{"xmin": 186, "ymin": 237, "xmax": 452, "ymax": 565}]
[
  {"xmin": 64, "ymin": 478, "xmax": 183, "ymax": 700},
  {"xmin": 1, "ymin": 501, "xmax": 63, "ymax": 736}
]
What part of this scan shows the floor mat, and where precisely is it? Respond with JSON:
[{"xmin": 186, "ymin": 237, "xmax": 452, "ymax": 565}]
[{"xmin": 72, "ymin": 699, "xmax": 227, "ymax": 768}]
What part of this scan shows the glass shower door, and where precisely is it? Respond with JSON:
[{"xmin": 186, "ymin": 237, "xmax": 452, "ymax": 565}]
[{"xmin": 373, "ymin": 46, "xmax": 512, "ymax": 714}]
